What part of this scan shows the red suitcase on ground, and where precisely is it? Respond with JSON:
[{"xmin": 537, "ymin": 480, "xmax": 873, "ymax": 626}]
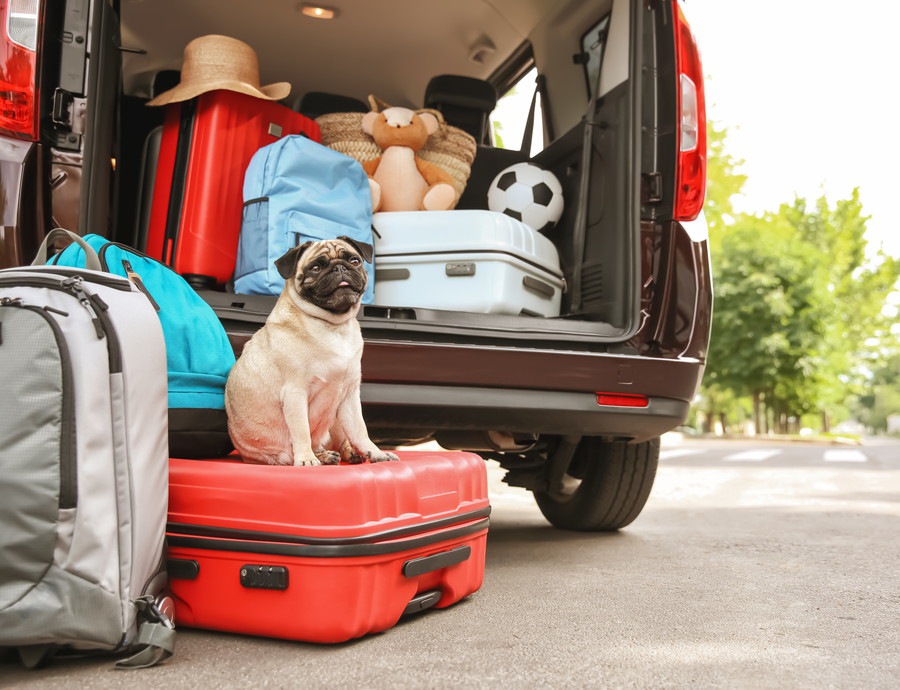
[
  {"xmin": 145, "ymin": 90, "xmax": 320, "ymax": 288},
  {"xmin": 166, "ymin": 451, "xmax": 490, "ymax": 643}
]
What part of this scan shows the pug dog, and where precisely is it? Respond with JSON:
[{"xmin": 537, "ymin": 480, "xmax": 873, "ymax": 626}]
[{"xmin": 225, "ymin": 237, "xmax": 398, "ymax": 466}]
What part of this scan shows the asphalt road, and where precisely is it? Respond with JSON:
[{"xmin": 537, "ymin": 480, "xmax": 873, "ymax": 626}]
[{"xmin": 3, "ymin": 436, "xmax": 899, "ymax": 689}]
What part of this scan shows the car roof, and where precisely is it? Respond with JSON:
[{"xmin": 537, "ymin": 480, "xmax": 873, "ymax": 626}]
[{"xmin": 120, "ymin": 0, "xmax": 560, "ymax": 108}]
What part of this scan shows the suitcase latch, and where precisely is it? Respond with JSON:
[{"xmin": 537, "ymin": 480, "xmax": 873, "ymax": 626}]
[{"xmin": 445, "ymin": 262, "xmax": 476, "ymax": 277}]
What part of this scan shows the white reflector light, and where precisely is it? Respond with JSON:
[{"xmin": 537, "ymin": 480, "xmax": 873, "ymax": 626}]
[
  {"xmin": 680, "ymin": 73, "xmax": 698, "ymax": 152},
  {"xmin": 7, "ymin": 0, "xmax": 38, "ymax": 51}
]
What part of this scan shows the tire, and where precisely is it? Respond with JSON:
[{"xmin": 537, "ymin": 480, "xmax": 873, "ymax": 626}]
[{"xmin": 533, "ymin": 437, "xmax": 660, "ymax": 531}]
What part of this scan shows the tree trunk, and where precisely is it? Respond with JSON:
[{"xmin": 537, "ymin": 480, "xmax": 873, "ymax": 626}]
[{"xmin": 752, "ymin": 391, "xmax": 761, "ymax": 436}]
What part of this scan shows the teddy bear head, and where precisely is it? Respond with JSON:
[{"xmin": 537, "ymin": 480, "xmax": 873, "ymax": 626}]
[{"xmin": 362, "ymin": 106, "xmax": 440, "ymax": 152}]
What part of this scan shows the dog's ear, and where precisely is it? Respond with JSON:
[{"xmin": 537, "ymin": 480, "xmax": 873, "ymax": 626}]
[
  {"xmin": 337, "ymin": 236, "xmax": 374, "ymax": 264},
  {"xmin": 275, "ymin": 242, "xmax": 314, "ymax": 280}
]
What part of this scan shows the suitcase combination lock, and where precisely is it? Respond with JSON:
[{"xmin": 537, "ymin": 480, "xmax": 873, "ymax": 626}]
[{"xmin": 240, "ymin": 564, "xmax": 289, "ymax": 590}]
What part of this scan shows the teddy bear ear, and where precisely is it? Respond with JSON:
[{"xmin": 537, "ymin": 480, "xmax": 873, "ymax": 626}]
[
  {"xmin": 362, "ymin": 110, "xmax": 380, "ymax": 135},
  {"xmin": 418, "ymin": 112, "xmax": 440, "ymax": 135},
  {"xmin": 367, "ymin": 94, "xmax": 391, "ymax": 112}
]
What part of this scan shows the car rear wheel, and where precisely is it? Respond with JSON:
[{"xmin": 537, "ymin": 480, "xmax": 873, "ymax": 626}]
[{"xmin": 533, "ymin": 437, "xmax": 660, "ymax": 531}]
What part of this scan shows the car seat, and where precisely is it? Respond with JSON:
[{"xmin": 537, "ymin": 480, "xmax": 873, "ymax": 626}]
[
  {"xmin": 423, "ymin": 74, "xmax": 497, "ymax": 145},
  {"xmin": 295, "ymin": 92, "xmax": 369, "ymax": 119},
  {"xmin": 423, "ymin": 75, "xmax": 529, "ymax": 210}
]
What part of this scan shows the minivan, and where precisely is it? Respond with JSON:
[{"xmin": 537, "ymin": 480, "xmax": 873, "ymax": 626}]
[{"xmin": 0, "ymin": 0, "xmax": 711, "ymax": 531}]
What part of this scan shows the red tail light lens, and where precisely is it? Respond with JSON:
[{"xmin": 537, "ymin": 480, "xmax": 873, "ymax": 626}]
[
  {"xmin": 0, "ymin": 0, "xmax": 41, "ymax": 140},
  {"xmin": 596, "ymin": 392, "xmax": 649, "ymax": 408},
  {"xmin": 673, "ymin": 0, "xmax": 706, "ymax": 221}
]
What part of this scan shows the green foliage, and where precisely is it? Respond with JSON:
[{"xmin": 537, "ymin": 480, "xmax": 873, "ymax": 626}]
[
  {"xmin": 704, "ymin": 123, "xmax": 747, "ymax": 239},
  {"xmin": 706, "ymin": 212, "xmax": 829, "ymax": 420},
  {"xmin": 855, "ymin": 353, "xmax": 900, "ymax": 431},
  {"xmin": 700, "ymin": 122, "xmax": 900, "ymax": 434}
]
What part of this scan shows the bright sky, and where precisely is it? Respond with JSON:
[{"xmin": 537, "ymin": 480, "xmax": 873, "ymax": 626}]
[{"xmin": 685, "ymin": 0, "xmax": 899, "ymax": 258}]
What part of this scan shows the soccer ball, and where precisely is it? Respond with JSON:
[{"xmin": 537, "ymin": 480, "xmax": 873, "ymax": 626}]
[{"xmin": 487, "ymin": 162, "xmax": 564, "ymax": 233}]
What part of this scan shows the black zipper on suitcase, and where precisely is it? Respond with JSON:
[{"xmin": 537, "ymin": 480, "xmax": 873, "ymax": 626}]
[
  {"xmin": 0, "ymin": 299, "xmax": 78, "ymax": 509},
  {"xmin": 96, "ymin": 242, "xmax": 164, "ymax": 311},
  {"xmin": 168, "ymin": 505, "xmax": 491, "ymax": 547},
  {"xmin": 0, "ymin": 275, "xmax": 124, "ymax": 373},
  {"xmin": 163, "ymin": 98, "xmax": 197, "ymax": 266},
  {"xmin": 167, "ymin": 516, "xmax": 490, "ymax": 559},
  {"xmin": 34, "ymin": 263, "xmax": 135, "ymax": 292}
]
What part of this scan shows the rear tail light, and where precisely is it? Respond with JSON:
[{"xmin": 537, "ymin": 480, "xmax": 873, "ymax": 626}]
[
  {"xmin": 0, "ymin": 0, "xmax": 41, "ymax": 140},
  {"xmin": 673, "ymin": 0, "xmax": 706, "ymax": 221},
  {"xmin": 596, "ymin": 392, "xmax": 649, "ymax": 408}
]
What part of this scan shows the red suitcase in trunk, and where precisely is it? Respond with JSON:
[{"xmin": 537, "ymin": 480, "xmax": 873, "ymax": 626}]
[
  {"xmin": 166, "ymin": 451, "xmax": 490, "ymax": 643},
  {"xmin": 145, "ymin": 90, "xmax": 320, "ymax": 288}
]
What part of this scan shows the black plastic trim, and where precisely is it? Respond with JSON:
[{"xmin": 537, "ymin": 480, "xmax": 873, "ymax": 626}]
[
  {"xmin": 163, "ymin": 99, "xmax": 197, "ymax": 264},
  {"xmin": 167, "ymin": 506, "xmax": 491, "ymax": 547},
  {"xmin": 167, "ymin": 558, "xmax": 200, "ymax": 581},
  {"xmin": 167, "ymin": 517, "xmax": 490, "ymax": 559},
  {"xmin": 402, "ymin": 590, "xmax": 443, "ymax": 616},
  {"xmin": 403, "ymin": 546, "xmax": 471, "ymax": 577}
]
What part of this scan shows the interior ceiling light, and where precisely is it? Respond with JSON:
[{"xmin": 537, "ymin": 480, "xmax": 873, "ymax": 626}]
[{"xmin": 300, "ymin": 4, "xmax": 338, "ymax": 20}]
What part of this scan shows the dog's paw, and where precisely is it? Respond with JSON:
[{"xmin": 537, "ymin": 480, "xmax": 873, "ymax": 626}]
[
  {"xmin": 316, "ymin": 449, "xmax": 341, "ymax": 465},
  {"xmin": 346, "ymin": 450, "xmax": 368, "ymax": 465},
  {"xmin": 369, "ymin": 450, "xmax": 400, "ymax": 463},
  {"xmin": 293, "ymin": 456, "xmax": 322, "ymax": 467}
]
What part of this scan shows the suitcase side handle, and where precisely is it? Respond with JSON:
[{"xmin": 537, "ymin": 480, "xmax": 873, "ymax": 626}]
[{"xmin": 402, "ymin": 545, "xmax": 471, "ymax": 578}]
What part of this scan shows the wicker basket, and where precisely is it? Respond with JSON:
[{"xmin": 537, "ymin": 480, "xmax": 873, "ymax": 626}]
[{"xmin": 316, "ymin": 98, "xmax": 476, "ymax": 205}]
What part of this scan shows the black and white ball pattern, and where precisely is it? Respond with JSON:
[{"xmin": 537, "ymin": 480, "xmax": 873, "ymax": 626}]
[{"xmin": 487, "ymin": 162, "xmax": 564, "ymax": 233}]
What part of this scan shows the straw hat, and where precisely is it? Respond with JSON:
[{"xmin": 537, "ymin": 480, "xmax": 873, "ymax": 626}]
[{"xmin": 147, "ymin": 34, "xmax": 290, "ymax": 106}]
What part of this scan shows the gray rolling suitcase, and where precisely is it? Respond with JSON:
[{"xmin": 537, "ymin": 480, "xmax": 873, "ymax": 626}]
[{"xmin": 0, "ymin": 230, "xmax": 174, "ymax": 669}]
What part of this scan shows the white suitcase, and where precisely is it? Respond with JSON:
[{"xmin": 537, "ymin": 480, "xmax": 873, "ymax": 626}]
[{"xmin": 372, "ymin": 210, "xmax": 565, "ymax": 317}]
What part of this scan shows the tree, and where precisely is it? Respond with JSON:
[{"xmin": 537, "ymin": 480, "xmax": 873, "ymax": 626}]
[
  {"xmin": 705, "ymin": 212, "xmax": 829, "ymax": 433},
  {"xmin": 781, "ymin": 191, "xmax": 900, "ymax": 429},
  {"xmin": 700, "ymin": 125, "xmax": 900, "ymax": 435},
  {"xmin": 695, "ymin": 121, "xmax": 749, "ymax": 430},
  {"xmin": 703, "ymin": 122, "xmax": 747, "ymax": 239}
]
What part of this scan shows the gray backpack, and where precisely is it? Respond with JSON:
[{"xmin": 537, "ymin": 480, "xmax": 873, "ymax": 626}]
[{"xmin": 0, "ymin": 230, "xmax": 175, "ymax": 669}]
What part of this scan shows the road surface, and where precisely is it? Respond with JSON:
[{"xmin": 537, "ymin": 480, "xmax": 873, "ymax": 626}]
[{"xmin": 3, "ymin": 437, "xmax": 898, "ymax": 688}]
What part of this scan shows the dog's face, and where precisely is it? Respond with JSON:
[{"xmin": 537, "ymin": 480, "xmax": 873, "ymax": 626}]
[{"xmin": 275, "ymin": 237, "xmax": 372, "ymax": 313}]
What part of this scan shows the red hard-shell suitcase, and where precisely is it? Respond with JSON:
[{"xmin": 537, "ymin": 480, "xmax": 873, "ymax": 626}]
[
  {"xmin": 145, "ymin": 90, "xmax": 320, "ymax": 288},
  {"xmin": 166, "ymin": 451, "xmax": 490, "ymax": 643}
]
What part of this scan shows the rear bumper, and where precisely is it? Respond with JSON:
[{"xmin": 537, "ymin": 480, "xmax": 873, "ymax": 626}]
[
  {"xmin": 205, "ymin": 293, "xmax": 705, "ymax": 443},
  {"xmin": 361, "ymin": 382, "xmax": 691, "ymax": 443}
]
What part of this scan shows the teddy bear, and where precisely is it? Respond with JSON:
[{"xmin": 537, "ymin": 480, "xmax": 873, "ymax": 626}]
[{"xmin": 361, "ymin": 106, "xmax": 458, "ymax": 212}]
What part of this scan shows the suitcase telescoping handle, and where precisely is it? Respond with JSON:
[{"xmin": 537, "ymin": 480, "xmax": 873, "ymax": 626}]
[{"xmin": 32, "ymin": 228, "xmax": 103, "ymax": 271}]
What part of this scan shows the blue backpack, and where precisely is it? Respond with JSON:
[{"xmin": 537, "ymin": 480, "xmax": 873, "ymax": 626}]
[
  {"xmin": 235, "ymin": 134, "xmax": 375, "ymax": 300},
  {"xmin": 51, "ymin": 234, "xmax": 236, "ymax": 459}
]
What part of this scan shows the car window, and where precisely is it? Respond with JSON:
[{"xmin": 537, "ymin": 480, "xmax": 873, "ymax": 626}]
[
  {"xmin": 489, "ymin": 67, "xmax": 544, "ymax": 156},
  {"xmin": 581, "ymin": 14, "xmax": 611, "ymax": 98}
]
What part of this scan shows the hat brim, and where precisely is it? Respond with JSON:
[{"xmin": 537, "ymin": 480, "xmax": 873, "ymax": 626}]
[{"xmin": 147, "ymin": 80, "xmax": 291, "ymax": 106}]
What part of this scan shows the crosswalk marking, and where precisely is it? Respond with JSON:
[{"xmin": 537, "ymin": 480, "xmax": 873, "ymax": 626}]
[
  {"xmin": 659, "ymin": 446, "xmax": 872, "ymax": 465},
  {"xmin": 723, "ymin": 449, "xmax": 782, "ymax": 462},
  {"xmin": 659, "ymin": 448, "xmax": 708, "ymax": 460},
  {"xmin": 823, "ymin": 449, "xmax": 867, "ymax": 463}
]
